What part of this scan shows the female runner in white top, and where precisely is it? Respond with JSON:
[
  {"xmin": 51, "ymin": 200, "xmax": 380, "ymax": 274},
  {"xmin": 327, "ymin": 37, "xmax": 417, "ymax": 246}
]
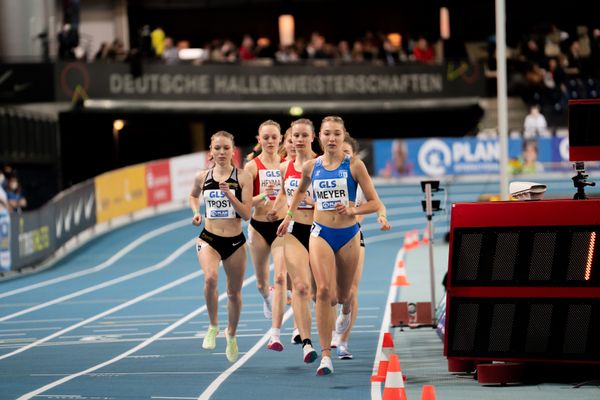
[{"xmin": 190, "ymin": 131, "xmax": 253, "ymax": 363}]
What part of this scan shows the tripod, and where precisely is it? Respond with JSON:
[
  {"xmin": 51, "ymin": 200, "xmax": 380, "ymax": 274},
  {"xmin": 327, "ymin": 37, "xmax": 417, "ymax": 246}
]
[{"xmin": 572, "ymin": 162, "xmax": 596, "ymax": 200}]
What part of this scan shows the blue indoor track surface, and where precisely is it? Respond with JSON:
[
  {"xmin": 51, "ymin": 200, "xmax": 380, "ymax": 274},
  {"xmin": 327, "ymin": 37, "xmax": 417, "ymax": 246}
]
[{"xmin": 1, "ymin": 177, "xmax": 599, "ymax": 400}]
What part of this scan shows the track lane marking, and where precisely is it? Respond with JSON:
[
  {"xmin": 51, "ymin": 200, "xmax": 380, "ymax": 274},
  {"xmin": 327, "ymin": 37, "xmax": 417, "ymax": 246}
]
[
  {"xmin": 0, "ymin": 240, "xmax": 194, "ymax": 322},
  {"xmin": 0, "ymin": 241, "xmax": 195, "ymax": 361},
  {"xmin": 0, "ymin": 219, "xmax": 189, "ymax": 299}
]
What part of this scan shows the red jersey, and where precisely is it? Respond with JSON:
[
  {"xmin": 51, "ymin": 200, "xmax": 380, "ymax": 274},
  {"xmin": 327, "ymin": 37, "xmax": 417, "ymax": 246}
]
[{"xmin": 252, "ymin": 157, "xmax": 281, "ymax": 200}]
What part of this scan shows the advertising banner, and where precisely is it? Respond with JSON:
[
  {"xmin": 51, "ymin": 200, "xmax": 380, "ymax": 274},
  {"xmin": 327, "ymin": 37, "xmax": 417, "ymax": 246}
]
[
  {"xmin": 55, "ymin": 62, "xmax": 484, "ymax": 102},
  {"xmin": 0, "ymin": 208, "xmax": 9, "ymax": 271},
  {"xmin": 53, "ymin": 180, "xmax": 97, "ymax": 249},
  {"xmin": 373, "ymin": 136, "xmax": 600, "ymax": 178},
  {"xmin": 169, "ymin": 152, "xmax": 207, "ymax": 203},
  {"xmin": 146, "ymin": 159, "xmax": 172, "ymax": 206},
  {"xmin": 0, "ymin": 63, "xmax": 55, "ymax": 104},
  {"xmin": 95, "ymin": 165, "xmax": 147, "ymax": 223},
  {"xmin": 10, "ymin": 205, "xmax": 55, "ymax": 270}
]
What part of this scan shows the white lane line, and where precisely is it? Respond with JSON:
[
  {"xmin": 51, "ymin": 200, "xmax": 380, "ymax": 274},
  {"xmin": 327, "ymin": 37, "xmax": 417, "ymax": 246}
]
[
  {"xmin": 197, "ymin": 307, "xmax": 294, "ymax": 400},
  {"xmin": 105, "ymin": 314, "xmax": 183, "ymax": 319},
  {"xmin": 17, "ymin": 274, "xmax": 258, "ymax": 400},
  {"xmin": 0, "ymin": 240, "xmax": 195, "ymax": 322},
  {"xmin": 0, "ymin": 241, "xmax": 196, "ymax": 361},
  {"xmin": 370, "ymin": 246, "xmax": 403, "ymax": 400},
  {"xmin": 91, "ymin": 328, "xmax": 139, "ymax": 333},
  {"xmin": 85, "ymin": 323, "xmax": 171, "ymax": 328},
  {"xmin": 0, "ymin": 329, "xmax": 383, "ymax": 350},
  {"xmin": 0, "ymin": 333, "xmax": 26, "ymax": 337},
  {"xmin": 0, "ymin": 218, "xmax": 189, "ymax": 299},
  {"xmin": 0, "ymin": 318, "xmax": 83, "ymax": 324},
  {"xmin": 32, "ymin": 372, "xmax": 220, "ymax": 377},
  {"xmin": 0, "ymin": 327, "xmax": 62, "ymax": 333}
]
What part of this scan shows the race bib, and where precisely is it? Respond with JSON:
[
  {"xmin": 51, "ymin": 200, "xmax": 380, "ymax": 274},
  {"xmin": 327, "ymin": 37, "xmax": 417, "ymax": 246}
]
[
  {"xmin": 313, "ymin": 178, "xmax": 349, "ymax": 211},
  {"xmin": 284, "ymin": 177, "xmax": 313, "ymax": 209},
  {"xmin": 259, "ymin": 169, "xmax": 281, "ymax": 200},
  {"xmin": 203, "ymin": 189, "xmax": 236, "ymax": 219}
]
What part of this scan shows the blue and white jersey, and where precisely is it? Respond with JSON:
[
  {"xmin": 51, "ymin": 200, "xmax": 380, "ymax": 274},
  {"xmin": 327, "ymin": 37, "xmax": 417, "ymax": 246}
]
[{"xmin": 311, "ymin": 155, "xmax": 358, "ymax": 211}]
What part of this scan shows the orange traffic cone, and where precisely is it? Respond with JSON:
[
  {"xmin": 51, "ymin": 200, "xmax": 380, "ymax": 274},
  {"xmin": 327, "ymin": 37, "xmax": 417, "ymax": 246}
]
[
  {"xmin": 422, "ymin": 226, "xmax": 430, "ymax": 244},
  {"xmin": 402, "ymin": 231, "xmax": 412, "ymax": 250},
  {"xmin": 383, "ymin": 354, "xmax": 407, "ymax": 400},
  {"xmin": 421, "ymin": 385, "xmax": 436, "ymax": 400},
  {"xmin": 392, "ymin": 247, "xmax": 410, "ymax": 286},
  {"xmin": 404, "ymin": 229, "xmax": 420, "ymax": 250},
  {"xmin": 371, "ymin": 332, "xmax": 395, "ymax": 382},
  {"xmin": 412, "ymin": 229, "xmax": 420, "ymax": 248}
]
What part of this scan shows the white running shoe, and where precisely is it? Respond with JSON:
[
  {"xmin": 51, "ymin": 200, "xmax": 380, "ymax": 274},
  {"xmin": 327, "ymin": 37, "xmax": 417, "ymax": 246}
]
[
  {"xmin": 202, "ymin": 325, "xmax": 219, "ymax": 350},
  {"xmin": 263, "ymin": 287, "xmax": 273, "ymax": 319},
  {"xmin": 303, "ymin": 343, "xmax": 318, "ymax": 363},
  {"xmin": 267, "ymin": 335, "xmax": 283, "ymax": 352},
  {"xmin": 291, "ymin": 328, "xmax": 302, "ymax": 344},
  {"xmin": 337, "ymin": 344, "xmax": 353, "ymax": 360},
  {"xmin": 330, "ymin": 331, "xmax": 340, "ymax": 349},
  {"xmin": 316, "ymin": 356, "xmax": 334, "ymax": 375},
  {"xmin": 335, "ymin": 311, "xmax": 352, "ymax": 334}
]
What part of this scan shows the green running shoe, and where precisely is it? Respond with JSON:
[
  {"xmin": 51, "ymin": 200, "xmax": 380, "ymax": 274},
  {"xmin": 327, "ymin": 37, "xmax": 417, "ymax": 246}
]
[
  {"xmin": 225, "ymin": 332, "xmax": 239, "ymax": 363},
  {"xmin": 202, "ymin": 325, "xmax": 219, "ymax": 350}
]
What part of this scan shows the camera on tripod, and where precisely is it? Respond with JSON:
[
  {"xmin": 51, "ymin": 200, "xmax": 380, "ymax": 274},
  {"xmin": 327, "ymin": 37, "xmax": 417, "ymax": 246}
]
[{"xmin": 568, "ymin": 100, "xmax": 599, "ymax": 200}]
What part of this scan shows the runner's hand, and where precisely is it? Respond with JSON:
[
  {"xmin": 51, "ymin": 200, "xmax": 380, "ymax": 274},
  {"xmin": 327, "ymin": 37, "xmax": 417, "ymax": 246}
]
[{"xmin": 277, "ymin": 216, "xmax": 291, "ymax": 236}]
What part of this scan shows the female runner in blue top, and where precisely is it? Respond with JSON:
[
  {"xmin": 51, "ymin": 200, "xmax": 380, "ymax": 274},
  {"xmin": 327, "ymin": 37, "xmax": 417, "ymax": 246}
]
[{"xmin": 277, "ymin": 116, "xmax": 381, "ymax": 375}]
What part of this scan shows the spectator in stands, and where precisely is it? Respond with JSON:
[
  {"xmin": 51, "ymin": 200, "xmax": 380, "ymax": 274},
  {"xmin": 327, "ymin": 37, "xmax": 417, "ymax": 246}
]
[
  {"xmin": 275, "ymin": 44, "xmax": 299, "ymax": 63},
  {"xmin": 94, "ymin": 42, "xmax": 109, "ymax": 60},
  {"xmin": 306, "ymin": 32, "xmax": 329, "ymax": 60},
  {"xmin": 525, "ymin": 63, "xmax": 546, "ymax": 105},
  {"xmin": 591, "ymin": 28, "xmax": 600, "ymax": 77},
  {"xmin": 221, "ymin": 40, "xmax": 238, "ymax": 63},
  {"xmin": 139, "ymin": 25, "xmax": 154, "ymax": 58},
  {"xmin": 239, "ymin": 35, "xmax": 256, "ymax": 61},
  {"xmin": 0, "ymin": 168, "xmax": 6, "ymax": 191},
  {"xmin": 106, "ymin": 39, "xmax": 126, "ymax": 62},
  {"xmin": 351, "ymin": 40, "xmax": 366, "ymax": 62},
  {"xmin": 362, "ymin": 31, "xmax": 380, "ymax": 61},
  {"xmin": 5, "ymin": 175, "xmax": 27, "ymax": 213},
  {"xmin": 382, "ymin": 36, "xmax": 400, "ymax": 66},
  {"xmin": 521, "ymin": 38, "xmax": 545, "ymax": 66},
  {"xmin": 255, "ymin": 37, "xmax": 275, "ymax": 59},
  {"xmin": 151, "ymin": 26, "xmax": 166, "ymax": 57},
  {"xmin": 567, "ymin": 40, "xmax": 587, "ymax": 76},
  {"xmin": 336, "ymin": 41, "xmax": 352, "ymax": 62},
  {"xmin": 57, "ymin": 23, "xmax": 78, "ymax": 60},
  {"xmin": 0, "ymin": 170, "xmax": 7, "ymax": 214},
  {"xmin": 162, "ymin": 37, "xmax": 179, "ymax": 65},
  {"xmin": 523, "ymin": 104, "xmax": 549, "ymax": 138},
  {"xmin": 412, "ymin": 37, "xmax": 434, "ymax": 64},
  {"xmin": 0, "ymin": 181, "xmax": 8, "ymax": 213},
  {"xmin": 545, "ymin": 57, "xmax": 568, "ymax": 111}
]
